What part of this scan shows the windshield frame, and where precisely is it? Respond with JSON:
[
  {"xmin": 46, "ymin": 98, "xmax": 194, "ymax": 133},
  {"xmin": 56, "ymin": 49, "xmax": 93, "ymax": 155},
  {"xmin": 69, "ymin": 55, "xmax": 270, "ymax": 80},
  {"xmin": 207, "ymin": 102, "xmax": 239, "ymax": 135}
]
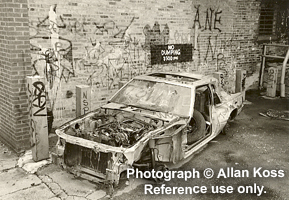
[{"xmin": 109, "ymin": 77, "xmax": 194, "ymax": 117}]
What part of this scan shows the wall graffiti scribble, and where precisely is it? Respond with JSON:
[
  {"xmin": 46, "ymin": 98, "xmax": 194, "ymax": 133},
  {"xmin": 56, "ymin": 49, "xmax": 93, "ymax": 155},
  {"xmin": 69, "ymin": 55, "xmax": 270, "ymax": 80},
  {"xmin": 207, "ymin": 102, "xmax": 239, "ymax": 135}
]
[
  {"xmin": 27, "ymin": 2, "xmax": 248, "ymax": 119},
  {"xmin": 143, "ymin": 22, "xmax": 170, "ymax": 50},
  {"xmin": 204, "ymin": 35, "xmax": 218, "ymax": 62},
  {"xmin": 27, "ymin": 83, "xmax": 36, "ymax": 146},
  {"xmin": 93, "ymin": 17, "xmax": 136, "ymax": 39},
  {"xmin": 30, "ymin": 36, "xmax": 74, "ymax": 88},
  {"xmin": 27, "ymin": 77, "xmax": 49, "ymax": 147},
  {"xmin": 32, "ymin": 81, "xmax": 47, "ymax": 117}
]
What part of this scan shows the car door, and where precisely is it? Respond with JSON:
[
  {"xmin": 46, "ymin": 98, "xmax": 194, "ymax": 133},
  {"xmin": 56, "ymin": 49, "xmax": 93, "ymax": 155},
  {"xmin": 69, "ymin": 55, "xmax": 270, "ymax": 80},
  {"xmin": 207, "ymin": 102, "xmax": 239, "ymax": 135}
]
[{"xmin": 210, "ymin": 84, "xmax": 229, "ymax": 135}]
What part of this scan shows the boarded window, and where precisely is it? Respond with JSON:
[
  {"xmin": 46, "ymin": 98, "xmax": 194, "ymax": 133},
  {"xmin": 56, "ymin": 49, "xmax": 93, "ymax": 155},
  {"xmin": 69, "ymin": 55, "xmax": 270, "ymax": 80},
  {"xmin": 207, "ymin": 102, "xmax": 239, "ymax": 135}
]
[{"xmin": 259, "ymin": 3, "xmax": 275, "ymax": 35}]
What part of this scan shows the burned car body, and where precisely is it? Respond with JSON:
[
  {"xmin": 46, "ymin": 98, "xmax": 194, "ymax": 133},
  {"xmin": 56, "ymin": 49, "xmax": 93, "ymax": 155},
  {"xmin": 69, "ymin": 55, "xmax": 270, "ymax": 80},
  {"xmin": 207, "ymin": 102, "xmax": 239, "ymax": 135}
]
[{"xmin": 53, "ymin": 72, "xmax": 244, "ymax": 185}]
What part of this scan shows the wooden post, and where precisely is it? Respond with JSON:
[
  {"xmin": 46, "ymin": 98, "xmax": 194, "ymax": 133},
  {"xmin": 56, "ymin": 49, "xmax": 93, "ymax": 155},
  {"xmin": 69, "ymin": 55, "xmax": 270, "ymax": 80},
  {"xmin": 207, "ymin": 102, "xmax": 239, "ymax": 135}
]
[
  {"xmin": 27, "ymin": 76, "xmax": 49, "ymax": 162},
  {"xmin": 235, "ymin": 69, "xmax": 246, "ymax": 100},
  {"xmin": 266, "ymin": 67, "xmax": 278, "ymax": 97},
  {"xmin": 76, "ymin": 85, "xmax": 91, "ymax": 117},
  {"xmin": 259, "ymin": 45, "xmax": 267, "ymax": 89},
  {"xmin": 235, "ymin": 69, "xmax": 246, "ymax": 93}
]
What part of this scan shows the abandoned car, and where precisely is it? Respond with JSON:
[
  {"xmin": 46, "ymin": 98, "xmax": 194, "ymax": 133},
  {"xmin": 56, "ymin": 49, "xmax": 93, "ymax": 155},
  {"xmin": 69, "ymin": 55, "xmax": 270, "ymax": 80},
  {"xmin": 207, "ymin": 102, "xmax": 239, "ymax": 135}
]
[{"xmin": 53, "ymin": 72, "xmax": 244, "ymax": 186}]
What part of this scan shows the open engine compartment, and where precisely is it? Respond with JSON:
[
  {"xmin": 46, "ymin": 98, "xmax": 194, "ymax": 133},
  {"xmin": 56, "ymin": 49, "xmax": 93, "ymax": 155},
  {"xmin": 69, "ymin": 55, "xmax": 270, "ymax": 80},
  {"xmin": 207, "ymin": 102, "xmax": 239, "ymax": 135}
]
[{"xmin": 63, "ymin": 108, "xmax": 164, "ymax": 148}]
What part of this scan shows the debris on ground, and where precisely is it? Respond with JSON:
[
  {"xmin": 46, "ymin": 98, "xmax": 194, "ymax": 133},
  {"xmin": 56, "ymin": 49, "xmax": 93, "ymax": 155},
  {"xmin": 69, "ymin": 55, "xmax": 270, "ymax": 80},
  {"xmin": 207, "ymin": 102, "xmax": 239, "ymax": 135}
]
[
  {"xmin": 17, "ymin": 150, "xmax": 52, "ymax": 173},
  {"xmin": 243, "ymin": 100, "xmax": 253, "ymax": 105},
  {"xmin": 261, "ymin": 95, "xmax": 280, "ymax": 100},
  {"xmin": 259, "ymin": 109, "xmax": 289, "ymax": 121}
]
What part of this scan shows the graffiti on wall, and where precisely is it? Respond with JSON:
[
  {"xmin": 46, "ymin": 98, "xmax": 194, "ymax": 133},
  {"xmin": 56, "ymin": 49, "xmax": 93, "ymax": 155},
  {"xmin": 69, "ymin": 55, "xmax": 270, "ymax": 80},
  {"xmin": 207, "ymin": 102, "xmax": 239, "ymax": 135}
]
[
  {"xmin": 173, "ymin": 4, "xmax": 238, "ymax": 92},
  {"xmin": 27, "ymin": 78, "xmax": 48, "ymax": 145},
  {"xmin": 28, "ymin": 2, "xmax": 245, "ymax": 119},
  {"xmin": 31, "ymin": 81, "xmax": 47, "ymax": 117},
  {"xmin": 143, "ymin": 22, "xmax": 170, "ymax": 50},
  {"xmin": 73, "ymin": 34, "xmax": 148, "ymax": 89},
  {"xmin": 197, "ymin": 32, "xmax": 239, "ymax": 92},
  {"xmin": 192, "ymin": 5, "xmax": 222, "ymax": 32},
  {"xmin": 31, "ymin": 37, "xmax": 74, "ymax": 87},
  {"xmin": 31, "ymin": 4, "xmax": 136, "ymax": 39},
  {"xmin": 30, "ymin": 4, "xmax": 148, "ymax": 90}
]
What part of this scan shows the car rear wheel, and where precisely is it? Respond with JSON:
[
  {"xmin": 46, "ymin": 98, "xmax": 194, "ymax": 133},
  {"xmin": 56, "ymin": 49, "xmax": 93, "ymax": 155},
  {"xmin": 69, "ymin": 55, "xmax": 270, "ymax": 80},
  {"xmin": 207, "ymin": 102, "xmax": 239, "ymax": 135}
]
[{"xmin": 187, "ymin": 109, "xmax": 206, "ymax": 144}]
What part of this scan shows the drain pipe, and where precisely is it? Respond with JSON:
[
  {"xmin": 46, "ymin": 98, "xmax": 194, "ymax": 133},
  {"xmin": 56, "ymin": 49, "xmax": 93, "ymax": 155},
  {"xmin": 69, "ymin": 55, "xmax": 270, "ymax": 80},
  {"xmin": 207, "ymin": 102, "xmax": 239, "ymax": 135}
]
[{"xmin": 281, "ymin": 48, "xmax": 289, "ymax": 97}]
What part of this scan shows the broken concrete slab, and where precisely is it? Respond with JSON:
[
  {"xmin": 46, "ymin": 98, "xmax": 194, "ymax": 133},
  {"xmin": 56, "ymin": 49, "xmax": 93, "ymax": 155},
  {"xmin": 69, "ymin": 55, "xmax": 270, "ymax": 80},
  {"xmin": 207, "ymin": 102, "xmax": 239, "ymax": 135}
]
[
  {"xmin": 0, "ymin": 158, "xmax": 17, "ymax": 172},
  {"xmin": 86, "ymin": 190, "xmax": 107, "ymax": 200},
  {"xmin": 38, "ymin": 165, "xmax": 96, "ymax": 197},
  {"xmin": 0, "ymin": 168, "xmax": 42, "ymax": 197},
  {"xmin": 17, "ymin": 150, "xmax": 52, "ymax": 173},
  {"xmin": 1, "ymin": 184, "xmax": 55, "ymax": 200},
  {"xmin": 39, "ymin": 175, "xmax": 68, "ymax": 199}
]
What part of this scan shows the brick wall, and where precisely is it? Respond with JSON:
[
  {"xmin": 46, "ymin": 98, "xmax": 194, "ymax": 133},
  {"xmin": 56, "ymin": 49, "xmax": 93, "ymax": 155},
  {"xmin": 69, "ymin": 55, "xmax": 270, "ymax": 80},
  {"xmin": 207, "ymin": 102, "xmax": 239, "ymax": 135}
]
[
  {"xmin": 234, "ymin": 0, "xmax": 261, "ymax": 72},
  {"xmin": 0, "ymin": 0, "xmax": 263, "ymax": 152},
  {"xmin": 27, "ymin": 0, "xmax": 262, "ymax": 120},
  {"xmin": 0, "ymin": 0, "xmax": 32, "ymax": 152}
]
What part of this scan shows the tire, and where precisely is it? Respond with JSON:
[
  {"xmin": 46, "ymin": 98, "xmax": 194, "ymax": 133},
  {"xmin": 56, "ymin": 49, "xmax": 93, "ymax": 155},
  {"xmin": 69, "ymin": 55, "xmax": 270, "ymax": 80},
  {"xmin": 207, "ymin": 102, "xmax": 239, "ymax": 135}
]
[{"xmin": 187, "ymin": 109, "xmax": 206, "ymax": 144}]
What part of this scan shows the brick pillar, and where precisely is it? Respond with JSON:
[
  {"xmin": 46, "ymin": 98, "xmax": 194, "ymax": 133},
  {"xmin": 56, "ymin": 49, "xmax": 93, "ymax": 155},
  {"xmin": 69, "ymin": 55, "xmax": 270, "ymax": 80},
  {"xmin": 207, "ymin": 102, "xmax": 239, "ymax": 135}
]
[{"xmin": 0, "ymin": 0, "xmax": 32, "ymax": 153}]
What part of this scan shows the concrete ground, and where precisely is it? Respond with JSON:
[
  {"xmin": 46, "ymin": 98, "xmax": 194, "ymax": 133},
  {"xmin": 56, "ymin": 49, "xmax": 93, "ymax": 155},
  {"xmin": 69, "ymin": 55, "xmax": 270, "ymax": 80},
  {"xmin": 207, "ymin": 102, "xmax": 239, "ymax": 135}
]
[{"xmin": 0, "ymin": 89, "xmax": 288, "ymax": 200}]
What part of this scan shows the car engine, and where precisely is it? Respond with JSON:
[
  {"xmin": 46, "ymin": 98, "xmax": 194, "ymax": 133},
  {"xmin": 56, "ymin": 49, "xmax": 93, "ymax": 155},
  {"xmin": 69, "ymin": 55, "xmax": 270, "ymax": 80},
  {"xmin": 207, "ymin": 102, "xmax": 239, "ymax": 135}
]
[{"xmin": 65, "ymin": 110, "xmax": 161, "ymax": 147}]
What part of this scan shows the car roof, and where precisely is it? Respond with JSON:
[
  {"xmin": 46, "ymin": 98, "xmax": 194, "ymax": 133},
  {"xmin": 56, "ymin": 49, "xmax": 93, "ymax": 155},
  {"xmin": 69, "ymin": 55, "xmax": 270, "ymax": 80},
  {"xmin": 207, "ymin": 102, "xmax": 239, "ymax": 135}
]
[{"xmin": 134, "ymin": 72, "xmax": 217, "ymax": 87}]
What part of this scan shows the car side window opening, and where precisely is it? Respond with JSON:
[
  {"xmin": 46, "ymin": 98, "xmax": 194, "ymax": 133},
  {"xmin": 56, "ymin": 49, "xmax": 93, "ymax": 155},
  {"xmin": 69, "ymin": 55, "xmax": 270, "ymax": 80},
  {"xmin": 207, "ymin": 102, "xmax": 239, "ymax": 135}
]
[
  {"xmin": 186, "ymin": 85, "xmax": 211, "ymax": 144},
  {"xmin": 194, "ymin": 85, "xmax": 211, "ymax": 119},
  {"xmin": 211, "ymin": 84, "xmax": 221, "ymax": 105}
]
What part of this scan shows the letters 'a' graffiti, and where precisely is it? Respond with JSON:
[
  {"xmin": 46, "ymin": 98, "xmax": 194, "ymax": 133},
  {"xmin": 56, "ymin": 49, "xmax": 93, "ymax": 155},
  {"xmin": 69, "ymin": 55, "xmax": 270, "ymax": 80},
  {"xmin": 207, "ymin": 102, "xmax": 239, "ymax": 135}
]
[{"xmin": 192, "ymin": 5, "xmax": 222, "ymax": 32}]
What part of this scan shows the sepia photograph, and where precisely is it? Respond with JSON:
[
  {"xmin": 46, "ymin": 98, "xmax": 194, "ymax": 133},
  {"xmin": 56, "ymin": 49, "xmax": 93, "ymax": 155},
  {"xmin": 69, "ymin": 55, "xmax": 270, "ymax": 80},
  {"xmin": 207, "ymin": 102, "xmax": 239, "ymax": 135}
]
[{"xmin": 0, "ymin": 0, "xmax": 288, "ymax": 199}]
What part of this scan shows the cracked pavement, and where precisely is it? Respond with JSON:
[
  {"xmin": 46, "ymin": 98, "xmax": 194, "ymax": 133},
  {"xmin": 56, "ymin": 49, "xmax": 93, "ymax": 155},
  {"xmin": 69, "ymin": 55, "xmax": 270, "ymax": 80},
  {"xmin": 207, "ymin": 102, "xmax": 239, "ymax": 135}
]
[
  {"xmin": 0, "ymin": 140, "xmax": 146, "ymax": 200},
  {"xmin": 0, "ymin": 155, "xmax": 108, "ymax": 200},
  {"xmin": 0, "ymin": 140, "xmax": 110, "ymax": 200},
  {"xmin": 0, "ymin": 165, "xmax": 108, "ymax": 200}
]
